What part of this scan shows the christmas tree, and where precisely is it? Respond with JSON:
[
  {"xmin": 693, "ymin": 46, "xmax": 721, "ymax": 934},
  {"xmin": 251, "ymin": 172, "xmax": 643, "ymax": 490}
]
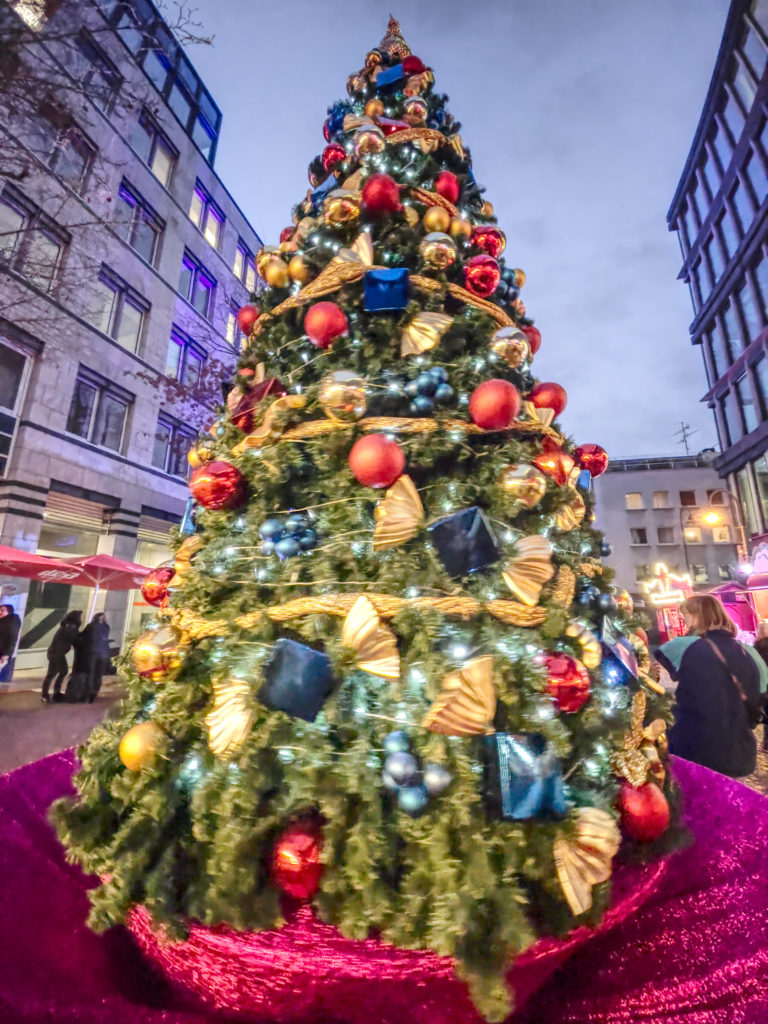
[{"xmin": 55, "ymin": 19, "xmax": 680, "ymax": 1021}]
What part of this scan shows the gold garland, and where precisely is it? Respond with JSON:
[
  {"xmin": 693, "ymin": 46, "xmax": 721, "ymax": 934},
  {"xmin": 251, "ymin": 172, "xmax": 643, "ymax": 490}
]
[
  {"xmin": 386, "ymin": 127, "xmax": 446, "ymax": 150},
  {"xmin": 408, "ymin": 186, "xmax": 458, "ymax": 217},
  {"xmin": 550, "ymin": 565, "xmax": 576, "ymax": 607},
  {"xmin": 274, "ymin": 415, "xmax": 560, "ymax": 445}
]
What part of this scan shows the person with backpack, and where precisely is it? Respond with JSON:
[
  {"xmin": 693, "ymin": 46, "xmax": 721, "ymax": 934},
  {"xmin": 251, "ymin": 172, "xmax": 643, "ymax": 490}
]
[
  {"xmin": 41, "ymin": 611, "xmax": 82, "ymax": 703},
  {"xmin": 79, "ymin": 613, "xmax": 111, "ymax": 703},
  {"xmin": 668, "ymin": 595, "xmax": 761, "ymax": 777}
]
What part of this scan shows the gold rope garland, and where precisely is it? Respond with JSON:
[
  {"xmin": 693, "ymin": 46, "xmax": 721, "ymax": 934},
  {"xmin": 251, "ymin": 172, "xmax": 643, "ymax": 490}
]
[
  {"xmin": 407, "ymin": 186, "xmax": 458, "ymax": 217},
  {"xmin": 275, "ymin": 414, "xmax": 561, "ymax": 445},
  {"xmin": 386, "ymin": 127, "xmax": 446, "ymax": 150}
]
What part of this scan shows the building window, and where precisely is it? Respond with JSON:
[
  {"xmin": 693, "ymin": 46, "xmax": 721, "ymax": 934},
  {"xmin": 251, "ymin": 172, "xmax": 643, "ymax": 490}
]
[
  {"xmin": 625, "ymin": 492, "xmax": 644, "ymax": 510},
  {"xmin": 131, "ymin": 111, "xmax": 177, "ymax": 187},
  {"xmin": 755, "ymin": 253, "xmax": 767, "ymax": 317},
  {"xmin": 72, "ymin": 32, "xmax": 120, "ymax": 110},
  {"xmin": 730, "ymin": 180, "xmax": 754, "ymax": 237},
  {"xmin": 734, "ymin": 372, "xmax": 759, "ymax": 433},
  {"xmin": 178, "ymin": 252, "xmax": 216, "ymax": 319},
  {"xmin": 683, "ymin": 525, "xmax": 702, "ymax": 544},
  {"xmin": 739, "ymin": 278, "xmax": 761, "ymax": 342},
  {"xmin": 712, "ymin": 525, "xmax": 733, "ymax": 544},
  {"xmin": 707, "ymin": 489, "xmax": 726, "ymax": 505},
  {"xmin": 682, "ymin": 202, "xmax": 698, "ymax": 250},
  {"xmin": 705, "ymin": 233, "xmax": 725, "ymax": 282},
  {"xmin": 234, "ymin": 240, "xmax": 257, "ymax": 291},
  {"xmin": 226, "ymin": 302, "xmax": 244, "ymax": 348},
  {"xmin": 116, "ymin": 181, "xmax": 163, "ymax": 265},
  {"xmin": 711, "ymin": 122, "xmax": 733, "ymax": 176},
  {"xmin": 721, "ymin": 301, "xmax": 743, "ymax": 355},
  {"xmin": 86, "ymin": 267, "xmax": 148, "ymax": 353},
  {"xmin": 679, "ymin": 490, "xmax": 697, "ymax": 506},
  {"xmin": 165, "ymin": 328, "xmax": 206, "ymax": 387},
  {"xmin": 36, "ymin": 99, "xmax": 95, "ymax": 193},
  {"xmin": 657, "ymin": 526, "xmax": 675, "ymax": 544},
  {"xmin": 740, "ymin": 23, "xmax": 767, "ymax": 80},
  {"xmin": 744, "ymin": 149, "xmax": 768, "ymax": 206},
  {"xmin": 720, "ymin": 393, "xmax": 738, "ymax": 446},
  {"xmin": 0, "ymin": 342, "xmax": 27, "ymax": 478},
  {"xmin": 635, "ymin": 564, "xmax": 652, "ymax": 582},
  {"xmin": 720, "ymin": 90, "xmax": 744, "ymax": 146},
  {"xmin": 151, "ymin": 414, "xmax": 196, "ymax": 476},
  {"xmin": 731, "ymin": 55, "xmax": 757, "ymax": 111},
  {"xmin": 630, "ymin": 527, "xmax": 648, "ymax": 545},
  {"xmin": 66, "ymin": 368, "xmax": 131, "ymax": 452},
  {"xmin": 652, "ymin": 490, "xmax": 670, "ymax": 508},
  {"xmin": 690, "ymin": 180, "xmax": 708, "ymax": 225},
  {"xmin": 754, "ymin": 357, "xmax": 768, "ymax": 419},
  {"xmin": 189, "ymin": 182, "xmax": 224, "ymax": 248},
  {"xmin": 707, "ymin": 331, "xmax": 723, "ymax": 381},
  {"xmin": 701, "ymin": 151, "xmax": 720, "ymax": 201},
  {"xmin": 0, "ymin": 186, "xmax": 68, "ymax": 292},
  {"xmin": 692, "ymin": 565, "xmax": 709, "ymax": 584},
  {"xmin": 737, "ymin": 464, "xmax": 763, "ymax": 534},
  {"xmin": 716, "ymin": 211, "xmax": 736, "ymax": 260}
]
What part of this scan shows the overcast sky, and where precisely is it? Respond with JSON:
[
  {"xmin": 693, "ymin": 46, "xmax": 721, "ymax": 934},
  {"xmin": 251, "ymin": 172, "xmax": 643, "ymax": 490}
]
[{"xmin": 189, "ymin": 0, "xmax": 729, "ymax": 459}]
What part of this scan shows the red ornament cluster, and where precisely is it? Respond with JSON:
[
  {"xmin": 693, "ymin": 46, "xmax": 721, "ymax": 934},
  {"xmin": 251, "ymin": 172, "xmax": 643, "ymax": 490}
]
[
  {"xmin": 304, "ymin": 302, "xmax": 348, "ymax": 349},
  {"xmin": 189, "ymin": 461, "xmax": 246, "ymax": 511},
  {"xmin": 236, "ymin": 304, "xmax": 260, "ymax": 336},
  {"xmin": 540, "ymin": 652, "xmax": 591, "ymax": 713},
  {"xmin": 349, "ymin": 435, "xmax": 405, "ymax": 488},
  {"xmin": 270, "ymin": 821, "xmax": 323, "ymax": 900},
  {"xmin": 532, "ymin": 439, "xmax": 576, "ymax": 487},
  {"xmin": 322, "ymin": 143, "xmax": 346, "ymax": 173},
  {"xmin": 141, "ymin": 566, "xmax": 175, "ymax": 607},
  {"xmin": 361, "ymin": 173, "xmax": 401, "ymax": 215},
  {"xmin": 530, "ymin": 382, "xmax": 568, "ymax": 417},
  {"xmin": 434, "ymin": 170, "xmax": 460, "ymax": 203},
  {"xmin": 402, "ymin": 55, "xmax": 427, "ymax": 75},
  {"xmin": 619, "ymin": 782, "xmax": 670, "ymax": 842},
  {"xmin": 471, "ymin": 225, "xmax": 505, "ymax": 259},
  {"xmin": 575, "ymin": 443, "xmax": 609, "ymax": 478},
  {"xmin": 463, "ymin": 254, "xmax": 501, "ymax": 298},
  {"xmin": 469, "ymin": 380, "xmax": 521, "ymax": 430}
]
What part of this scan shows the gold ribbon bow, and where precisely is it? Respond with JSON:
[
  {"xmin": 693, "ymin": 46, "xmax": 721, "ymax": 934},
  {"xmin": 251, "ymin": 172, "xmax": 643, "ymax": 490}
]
[
  {"xmin": 423, "ymin": 655, "xmax": 496, "ymax": 736},
  {"xmin": 341, "ymin": 596, "xmax": 400, "ymax": 679}
]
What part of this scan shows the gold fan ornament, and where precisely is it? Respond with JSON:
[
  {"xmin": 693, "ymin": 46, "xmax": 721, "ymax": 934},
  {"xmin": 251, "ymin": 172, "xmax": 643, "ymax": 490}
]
[
  {"xmin": 565, "ymin": 620, "xmax": 602, "ymax": 669},
  {"xmin": 422, "ymin": 655, "xmax": 496, "ymax": 736},
  {"xmin": 555, "ymin": 489, "xmax": 587, "ymax": 532},
  {"xmin": 205, "ymin": 676, "xmax": 254, "ymax": 758},
  {"xmin": 502, "ymin": 535, "xmax": 555, "ymax": 606},
  {"xmin": 554, "ymin": 807, "xmax": 621, "ymax": 915},
  {"xmin": 615, "ymin": 690, "xmax": 668, "ymax": 787},
  {"xmin": 400, "ymin": 311, "xmax": 453, "ymax": 357},
  {"xmin": 341, "ymin": 596, "xmax": 400, "ymax": 679},
  {"xmin": 498, "ymin": 464, "xmax": 548, "ymax": 513},
  {"xmin": 373, "ymin": 476, "xmax": 424, "ymax": 551}
]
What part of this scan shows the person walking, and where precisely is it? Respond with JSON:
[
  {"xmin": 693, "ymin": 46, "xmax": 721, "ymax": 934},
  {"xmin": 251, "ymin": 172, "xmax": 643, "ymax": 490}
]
[
  {"xmin": 751, "ymin": 619, "xmax": 768, "ymax": 749},
  {"xmin": 668, "ymin": 595, "xmax": 761, "ymax": 777},
  {"xmin": 80, "ymin": 613, "xmax": 110, "ymax": 703},
  {"xmin": 0, "ymin": 603, "xmax": 22, "ymax": 684},
  {"xmin": 41, "ymin": 611, "xmax": 82, "ymax": 703}
]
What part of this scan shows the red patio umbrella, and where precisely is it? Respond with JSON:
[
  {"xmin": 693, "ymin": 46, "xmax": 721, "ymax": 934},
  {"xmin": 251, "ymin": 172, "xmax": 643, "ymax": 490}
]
[
  {"xmin": 63, "ymin": 554, "xmax": 151, "ymax": 619},
  {"xmin": 0, "ymin": 545, "xmax": 82, "ymax": 582}
]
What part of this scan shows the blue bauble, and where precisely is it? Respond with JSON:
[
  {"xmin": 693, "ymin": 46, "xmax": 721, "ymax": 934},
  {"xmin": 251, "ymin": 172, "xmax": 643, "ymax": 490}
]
[
  {"xmin": 383, "ymin": 730, "xmax": 411, "ymax": 755},
  {"xmin": 423, "ymin": 763, "xmax": 452, "ymax": 796},
  {"xmin": 411, "ymin": 396, "xmax": 433, "ymax": 415},
  {"xmin": 579, "ymin": 584, "xmax": 600, "ymax": 607},
  {"xmin": 260, "ymin": 518, "xmax": 284, "ymax": 540},
  {"xmin": 600, "ymin": 541, "xmax": 612, "ymax": 557},
  {"xmin": 298, "ymin": 528, "xmax": 318, "ymax": 551},
  {"xmin": 385, "ymin": 751, "xmax": 418, "ymax": 786},
  {"xmin": 416, "ymin": 372, "xmax": 437, "ymax": 396},
  {"xmin": 404, "ymin": 380, "xmax": 419, "ymax": 399},
  {"xmin": 434, "ymin": 384, "xmax": 455, "ymax": 405},
  {"xmin": 260, "ymin": 540, "xmax": 276, "ymax": 555},
  {"xmin": 275, "ymin": 536, "xmax": 301, "ymax": 559},
  {"xmin": 398, "ymin": 784, "xmax": 429, "ymax": 816},
  {"xmin": 429, "ymin": 366, "xmax": 448, "ymax": 383},
  {"xmin": 598, "ymin": 593, "xmax": 619, "ymax": 614},
  {"xmin": 382, "ymin": 770, "xmax": 399, "ymax": 791},
  {"xmin": 285, "ymin": 513, "xmax": 308, "ymax": 534}
]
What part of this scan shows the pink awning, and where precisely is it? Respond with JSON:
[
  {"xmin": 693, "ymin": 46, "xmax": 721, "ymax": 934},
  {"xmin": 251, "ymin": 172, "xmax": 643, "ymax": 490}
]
[
  {"xmin": 0, "ymin": 545, "xmax": 81, "ymax": 582},
  {"xmin": 62, "ymin": 554, "xmax": 150, "ymax": 591}
]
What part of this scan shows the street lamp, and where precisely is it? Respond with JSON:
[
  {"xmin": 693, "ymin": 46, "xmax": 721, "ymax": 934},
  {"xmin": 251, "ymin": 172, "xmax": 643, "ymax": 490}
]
[{"xmin": 705, "ymin": 488, "xmax": 749, "ymax": 566}]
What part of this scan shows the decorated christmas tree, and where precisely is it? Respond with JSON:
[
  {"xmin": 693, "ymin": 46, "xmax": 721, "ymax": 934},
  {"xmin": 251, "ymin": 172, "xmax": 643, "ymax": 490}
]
[{"xmin": 55, "ymin": 19, "xmax": 680, "ymax": 1022}]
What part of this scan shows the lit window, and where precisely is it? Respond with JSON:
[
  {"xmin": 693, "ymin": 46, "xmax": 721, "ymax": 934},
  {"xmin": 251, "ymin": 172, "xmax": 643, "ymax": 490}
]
[
  {"xmin": 226, "ymin": 303, "xmax": 244, "ymax": 348},
  {"xmin": 625, "ymin": 492, "xmax": 644, "ymax": 510},
  {"xmin": 66, "ymin": 368, "xmax": 131, "ymax": 452},
  {"xmin": 165, "ymin": 328, "xmax": 206, "ymax": 387},
  {"xmin": 712, "ymin": 526, "xmax": 732, "ymax": 544},
  {"xmin": 684, "ymin": 526, "xmax": 702, "ymax": 544},
  {"xmin": 85, "ymin": 267, "xmax": 148, "ymax": 353},
  {"xmin": 152, "ymin": 414, "xmax": 196, "ymax": 476},
  {"xmin": 11, "ymin": 0, "xmax": 46, "ymax": 29},
  {"xmin": 630, "ymin": 528, "xmax": 648, "ymax": 545},
  {"xmin": 178, "ymin": 251, "xmax": 216, "ymax": 319},
  {"xmin": 234, "ymin": 240, "xmax": 256, "ymax": 291},
  {"xmin": 188, "ymin": 183, "xmax": 224, "ymax": 248},
  {"xmin": 116, "ymin": 182, "xmax": 163, "ymax": 265},
  {"xmin": 692, "ymin": 565, "xmax": 709, "ymax": 583},
  {"xmin": 652, "ymin": 490, "xmax": 670, "ymax": 508},
  {"xmin": 131, "ymin": 111, "xmax": 177, "ymax": 187}
]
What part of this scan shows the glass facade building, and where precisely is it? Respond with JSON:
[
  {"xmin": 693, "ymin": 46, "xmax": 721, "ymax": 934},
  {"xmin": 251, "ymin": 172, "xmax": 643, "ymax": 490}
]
[{"xmin": 668, "ymin": 0, "xmax": 768, "ymax": 550}]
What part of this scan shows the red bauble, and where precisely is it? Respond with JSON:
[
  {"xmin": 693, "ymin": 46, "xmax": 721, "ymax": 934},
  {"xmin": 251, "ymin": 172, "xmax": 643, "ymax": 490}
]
[
  {"xmin": 270, "ymin": 822, "xmax": 323, "ymax": 900},
  {"xmin": 471, "ymin": 225, "xmax": 506, "ymax": 259},
  {"xmin": 463, "ymin": 254, "xmax": 501, "ymax": 298},
  {"xmin": 279, "ymin": 226, "xmax": 295, "ymax": 244},
  {"xmin": 469, "ymin": 379, "xmax": 521, "ymax": 430},
  {"xmin": 434, "ymin": 170, "xmax": 460, "ymax": 203},
  {"xmin": 361, "ymin": 173, "xmax": 401, "ymax": 215},
  {"xmin": 189, "ymin": 461, "xmax": 246, "ymax": 511},
  {"xmin": 236, "ymin": 304, "xmax": 260, "ymax": 335},
  {"xmin": 376, "ymin": 117, "xmax": 410, "ymax": 136},
  {"xmin": 575, "ymin": 443, "xmax": 609, "ymax": 478},
  {"xmin": 619, "ymin": 782, "xmax": 670, "ymax": 842},
  {"xmin": 228, "ymin": 378, "xmax": 287, "ymax": 433},
  {"xmin": 349, "ymin": 435, "xmax": 405, "ymax": 488},
  {"xmin": 322, "ymin": 143, "xmax": 347, "ymax": 173},
  {"xmin": 402, "ymin": 55, "xmax": 427, "ymax": 75},
  {"xmin": 540, "ymin": 652, "xmax": 591, "ymax": 713},
  {"xmin": 521, "ymin": 324, "xmax": 542, "ymax": 356},
  {"xmin": 304, "ymin": 302, "xmax": 348, "ymax": 349},
  {"xmin": 141, "ymin": 566, "xmax": 175, "ymax": 607},
  {"xmin": 530, "ymin": 382, "xmax": 568, "ymax": 417},
  {"xmin": 532, "ymin": 439, "xmax": 576, "ymax": 487}
]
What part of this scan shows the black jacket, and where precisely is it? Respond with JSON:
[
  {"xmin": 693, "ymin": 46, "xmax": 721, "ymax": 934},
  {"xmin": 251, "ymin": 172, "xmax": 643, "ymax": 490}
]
[
  {"xmin": 753, "ymin": 637, "xmax": 768, "ymax": 667},
  {"xmin": 47, "ymin": 623, "xmax": 80, "ymax": 661},
  {"xmin": 668, "ymin": 629, "xmax": 759, "ymax": 777},
  {"xmin": 0, "ymin": 614, "xmax": 21, "ymax": 658},
  {"xmin": 81, "ymin": 621, "xmax": 110, "ymax": 659}
]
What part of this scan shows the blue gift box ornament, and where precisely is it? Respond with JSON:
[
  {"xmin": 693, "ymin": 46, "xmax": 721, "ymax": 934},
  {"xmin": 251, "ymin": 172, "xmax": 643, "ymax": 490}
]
[
  {"xmin": 309, "ymin": 173, "xmax": 339, "ymax": 212},
  {"xmin": 258, "ymin": 638, "xmax": 335, "ymax": 722},
  {"xmin": 601, "ymin": 618, "xmax": 638, "ymax": 684},
  {"xmin": 576, "ymin": 469, "xmax": 593, "ymax": 492},
  {"xmin": 375, "ymin": 63, "xmax": 404, "ymax": 90},
  {"xmin": 428, "ymin": 506, "xmax": 500, "ymax": 578},
  {"xmin": 482, "ymin": 733, "xmax": 569, "ymax": 820},
  {"xmin": 180, "ymin": 497, "xmax": 198, "ymax": 535},
  {"xmin": 364, "ymin": 268, "xmax": 409, "ymax": 311}
]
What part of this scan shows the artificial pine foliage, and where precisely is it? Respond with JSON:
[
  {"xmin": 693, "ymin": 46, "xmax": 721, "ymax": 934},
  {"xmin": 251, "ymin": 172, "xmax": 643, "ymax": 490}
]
[{"xmin": 54, "ymin": 19, "xmax": 682, "ymax": 1022}]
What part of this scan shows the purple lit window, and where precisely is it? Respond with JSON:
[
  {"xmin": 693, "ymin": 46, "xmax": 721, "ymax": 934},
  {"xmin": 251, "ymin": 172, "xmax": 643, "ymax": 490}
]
[
  {"xmin": 152, "ymin": 414, "xmax": 196, "ymax": 476},
  {"xmin": 179, "ymin": 251, "xmax": 216, "ymax": 319},
  {"xmin": 166, "ymin": 327, "xmax": 206, "ymax": 389},
  {"xmin": 188, "ymin": 182, "xmax": 224, "ymax": 248},
  {"xmin": 117, "ymin": 182, "xmax": 162, "ymax": 264}
]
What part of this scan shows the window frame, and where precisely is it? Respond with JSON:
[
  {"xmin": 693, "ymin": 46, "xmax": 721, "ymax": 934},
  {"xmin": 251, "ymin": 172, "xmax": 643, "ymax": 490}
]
[
  {"xmin": 165, "ymin": 327, "xmax": 207, "ymax": 388},
  {"xmin": 73, "ymin": 31, "xmax": 121, "ymax": 111},
  {"xmin": 0, "ymin": 185, "xmax": 68, "ymax": 293},
  {"xmin": 87, "ymin": 266, "xmax": 149, "ymax": 353},
  {"xmin": 38, "ymin": 99, "xmax": 96, "ymax": 193},
  {"xmin": 226, "ymin": 302, "xmax": 245, "ymax": 348},
  {"xmin": 178, "ymin": 250, "xmax": 216, "ymax": 320},
  {"xmin": 132, "ymin": 110, "xmax": 178, "ymax": 188},
  {"xmin": 189, "ymin": 181, "xmax": 225, "ymax": 249},
  {"xmin": 65, "ymin": 366, "xmax": 132, "ymax": 453},
  {"xmin": 657, "ymin": 526, "xmax": 675, "ymax": 545},
  {"xmin": 624, "ymin": 492, "xmax": 644, "ymax": 510},
  {"xmin": 116, "ymin": 180, "xmax": 164, "ymax": 265},
  {"xmin": 151, "ymin": 413, "xmax": 197, "ymax": 477}
]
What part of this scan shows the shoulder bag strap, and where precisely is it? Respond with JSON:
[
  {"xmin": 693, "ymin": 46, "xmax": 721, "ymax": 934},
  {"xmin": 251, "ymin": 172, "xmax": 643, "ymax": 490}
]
[{"xmin": 703, "ymin": 637, "xmax": 750, "ymax": 703}]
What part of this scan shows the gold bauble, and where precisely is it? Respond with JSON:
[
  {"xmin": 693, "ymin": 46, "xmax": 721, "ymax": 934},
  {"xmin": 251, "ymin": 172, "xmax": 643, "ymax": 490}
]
[
  {"xmin": 288, "ymin": 254, "xmax": 311, "ymax": 284},
  {"xmin": 365, "ymin": 49, "xmax": 383, "ymax": 69},
  {"xmin": 489, "ymin": 326, "xmax": 531, "ymax": 368},
  {"xmin": 318, "ymin": 370, "xmax": 367, "ymax": 422},
  {"xmin": 513, "ymin": 267, "xmax": 527, "ymax": 288},
  {"xmin": 255, "ymin": 245, "xmax": 281, "ymax": 278},
  {"xmin": 119, "ymin": 721, "xmax": 164, "ymax": 772},
  {"xmin": 418, "ymin": 231, "xmax": 457, "ymax": 270},
  {"xmin": 323, "ymin": 189, "xmax": 361, "ymax": 225},
  {"xmin": 263, "ymin": 258, "xmax": 290, "ymax": 288},
  {"xmin": 353, "ymin": 125, "xmax": 386, "ymax": 158},
  {"xmin": 365, "ymin": 98, "xmax": 385, "ymax": 118},
  {"xmin": 422, "ymin": 206, "xmax": 452, "ymax": 233},
  {"xmin": 347, "ymin": 73, "xmax": 367, "ymax": 95},
  {"xmin": 131, "ymin": 625, "xmax": 180, "ymax": 678},
  {"xmin": 187, "ymin": 440, "xmax": 215, "ymax": 468},
  {"xmin": 498, "ymin": 464, "xmax": 548, "ymax": 511},
  {"xmin": 403, "ymin": 205, "xmax": 420, "ymax": 227},
  {"xmin": 480, "ymin": 201, "xmax": 494, "ymax": 218},
  {"xmin": 403, "ymin": 96, "xmax": 428, "ymax": 125},
  {"xmin": 449, "ymin": 216, "xmax": 472, "ymax": 240}
]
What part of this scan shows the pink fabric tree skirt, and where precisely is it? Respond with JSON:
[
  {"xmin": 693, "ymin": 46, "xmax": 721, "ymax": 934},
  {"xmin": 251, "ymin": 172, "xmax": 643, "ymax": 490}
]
[{"xmin": 0, "ymin": 750, "xmax": 766, "ymax": 1023}]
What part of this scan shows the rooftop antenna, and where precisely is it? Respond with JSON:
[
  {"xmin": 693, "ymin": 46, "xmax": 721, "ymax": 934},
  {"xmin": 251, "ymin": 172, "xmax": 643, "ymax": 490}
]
[{"xmin": 674, "ymin": 421, "xmax": 697, "ymax": 456}]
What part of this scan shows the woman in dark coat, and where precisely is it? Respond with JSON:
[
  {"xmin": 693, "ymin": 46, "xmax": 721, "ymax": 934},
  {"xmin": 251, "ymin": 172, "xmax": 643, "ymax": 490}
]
[
  {"xmin": 79, "ymin": 613, "xmax": 110, "ymax": 703},
  {"xmin": 668, "ymin": 595, "xmax": 760, "ymax": 777},
  {"xmin": 41, "ymin": 610, "xmax": 82, "ymax": 703},
  {"xmin": 0, "ymin": 603, "xmax": 22, "ymax": 683}
]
